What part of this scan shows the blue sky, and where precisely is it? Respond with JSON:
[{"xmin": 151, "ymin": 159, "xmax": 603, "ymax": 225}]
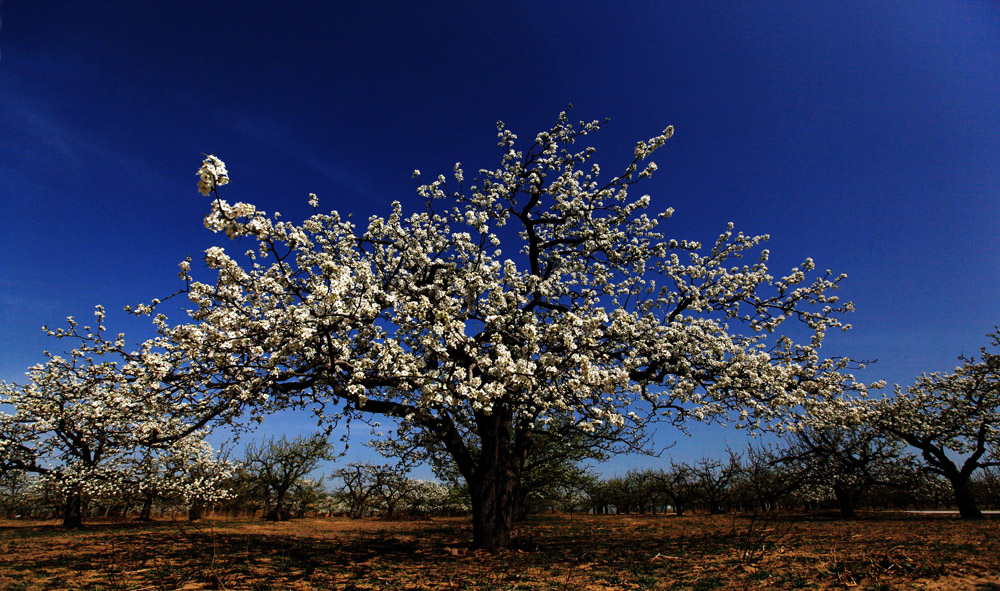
[{"xmin": 2, "ymin": 2, "xmax": 999, "ymax": 471}]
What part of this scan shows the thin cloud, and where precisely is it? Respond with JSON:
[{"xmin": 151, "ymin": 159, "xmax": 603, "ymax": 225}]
[{"xmin": 223, "ymin": 108, "xmax": 382, "ymax": 202}]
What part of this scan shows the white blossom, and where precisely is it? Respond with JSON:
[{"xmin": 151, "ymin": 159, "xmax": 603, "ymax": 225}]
[{"xmin": 196, "ymin": 155, "xmax": 229, "ymax": 197}]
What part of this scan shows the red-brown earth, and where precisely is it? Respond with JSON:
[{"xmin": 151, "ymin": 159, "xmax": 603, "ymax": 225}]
[{"xmin": 1, "ymin": 512, "xmax": 998, "ymax": 590}]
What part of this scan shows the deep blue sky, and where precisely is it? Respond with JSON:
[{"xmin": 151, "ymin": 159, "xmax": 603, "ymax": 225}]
[{"xmin": 2, "ymin": 2, "xmax": 999, "ymax": 470}]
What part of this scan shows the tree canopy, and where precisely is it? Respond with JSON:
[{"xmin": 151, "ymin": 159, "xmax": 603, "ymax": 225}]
[{"xmin": 141, "ymin": 112, "xmax": 858, "ymax": 548}]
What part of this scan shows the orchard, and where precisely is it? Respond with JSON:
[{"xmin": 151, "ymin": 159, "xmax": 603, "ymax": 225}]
[{"xmin": 2, "ymin": 114, "xmax": 997, "ymax": 556}]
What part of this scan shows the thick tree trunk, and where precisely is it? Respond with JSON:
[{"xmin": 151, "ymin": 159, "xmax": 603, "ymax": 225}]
[
  {"xmin": 469, "ymin": 471, "xmax": 517, "ymax": 551},
  {"xmin": 467, "ymin": 411, "xmax": 522, "ymax": 551},
  {"xmin": 62, "ymin": 490, "xmax": 84, "ymax": 529},
  {"xmin": 948, "ymin": 475, "xmax": 982, "ymax": 519},
  {"xmin": 905, "ymin": 438, "xmax": 985, "ymax": 519},
  {"xmin": 265, "ymin": 500, "xmax": 290, "ymax": 521},
  {"xmin": 833, "ymin": 484, "xmax": 857, "ymax": 519},
  {"xmin": 265, "ymin": 489, "xmax": 286, "ymax": 521},
  {"xmin": 188, "ymin": 499, "xmax": 204, "ymax": 521}
]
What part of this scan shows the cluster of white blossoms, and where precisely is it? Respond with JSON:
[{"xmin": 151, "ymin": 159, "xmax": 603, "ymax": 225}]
[
  {"xmin": 0, "ymin": 310, "xmax": 238, "ymax": 522},
  {"xmin": 197, "ymin": 154, "xmax": 230, "ymax": 197},
  {"xmin": 868, "ymin": 330, "xmax": 1000, "ymax": 461},
  {"xmin": 126, "ymin": 432, "xmax": 234, "ymax": 504}
]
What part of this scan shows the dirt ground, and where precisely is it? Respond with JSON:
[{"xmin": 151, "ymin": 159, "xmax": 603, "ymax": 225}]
[{"xmin": 1, "ymin": 511, "xmax": 998, "ymax": 590}]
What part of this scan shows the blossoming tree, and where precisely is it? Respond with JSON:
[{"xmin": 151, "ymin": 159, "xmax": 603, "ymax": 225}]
[
  {"xmin": 126, "ymin": 431, "xmax": 233, "ymax": 521},
  {"xmin": 871, "ymin": 330, "xmax": 1000, "ymax": 518},
  {"xmin": 0, "ymin": 313, "xmax": 236, "ymax": 527},
  {"xmin": 162, "ymin": 113, "xmax": 856, "ymax": 549}
]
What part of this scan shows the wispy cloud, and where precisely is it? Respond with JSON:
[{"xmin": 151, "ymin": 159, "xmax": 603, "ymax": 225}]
[
  {"xmin": 0, "ymin": 61, "xmax": 177, "ymax": 192},
  {"xmin": 223, "ymin": 107, "xmax": 380, "ymax": 200},
  {"xmin": 1, "ymin": 77, "xmax": 83, "ymax": 170}
]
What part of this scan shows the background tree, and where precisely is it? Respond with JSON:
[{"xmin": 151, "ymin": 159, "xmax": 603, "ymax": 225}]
[
  {"xmin": 1, "ymin": 319, "xmax": 192, "ymax": 527},
  {"xmin": 0, "ymin": 309, "xmax": 248, "ymax": 528},
  {"xmin": 859, "ymin": 466, "xmax": 951, "ymax": 511},
  {"xmin": 581, "ymin": 474, "xmax": 614, "ymax": 515},
  {"xmin": 0, "ymin": 347, "xmax": 133, "ymax": 526},
  {"xmin": 622, "ymin": 468, "xmax": 661, "ymax": 514},
  {"xmin": 689, "ymin": 453, "xmax": 742, "ymax": 514},
  {"xmin": 368, "ymin": 464, "xmax": 413, "ymax": 518},
  {"xmin": 214, "ymin": 464, "xmax": 264, "ymax": 518},
  {"xmin": 331, "ymin": 463, "xmax": 382, "ymax": 519},
  {"xmin": 124, "ymin": 432, "xmax": 233, "ymax": 521},
  {"xmin": 403, "ymin": 479, "xmax": 471, "ymax": 517},
  {"xmin": 778, "ymin": 421, "xmax": 909, "ymax": 519},
  {"xmin": 649, "ymin": 461, "xmax": 698, "ymax": 516},
  {"xmin": 970, "ymin": 466, "xmax": 1000, "ymax": 509},
  {"xmin": 242, "ymin": 433, "xmax": 332, "ymax": 521},
  {"xmin": 872, "ymin": 330, "xmax": 1000, "ymax": 518},
  {"xmin": 732, "ymin": 445, "xmax": 796, "ymax": 513},
  {"xmin": 286, "ymin": 477, "xmax": 330, "ymax": 517},
  {"xmin": 0, "ymin": 470, "xmax": 39, "ymax": 518},
  {"xmin": 149, "ymin": 114, "xmax": 857, "ymax": 549},
  {"xmin": 518, "ymin": 461, "xmax": 597, "ymax": 516}
]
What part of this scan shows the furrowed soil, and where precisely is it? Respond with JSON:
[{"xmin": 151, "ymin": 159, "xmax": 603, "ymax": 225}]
[{"xmin": 1, "ymin": 512, "xmax": 998, "ymax": 590}]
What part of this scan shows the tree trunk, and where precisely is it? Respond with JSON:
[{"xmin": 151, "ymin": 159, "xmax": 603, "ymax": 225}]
[
  {"xmin": 467, "ymin": 412, "xmax": 521, "ymax": 551},
  {"xmin": 948, "ymin": 475, "xmax": 982, "ymax": 519},
  {"xmin": 469, "ymin": 469, "xmax": 517, "ymax": 551},
  {"xmin": 833, "ymin": 484, "xmax": 857, "ymax": 519},
  {"xmin": 188, "ymin": 499, "xmax": 204, "ymax": 521},
  {"xmin": 62, "ymin": 490, "xmax": 84, "ymax": 529},
  {"xmin": 266, "ymin": 489, "xmax": 288, "ymax": 521},
  {"xmin": 138, "ymin": 496, "xmax": 154, "ymax": 521}
]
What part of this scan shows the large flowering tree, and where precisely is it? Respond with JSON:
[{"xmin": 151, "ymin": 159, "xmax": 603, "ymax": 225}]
[
  {"xmin": 871, "ymin": 330, "xmax": 1000, "ymax": 518},
  {"xmin": 159, "ymin": 113, "xmax": 855, "ymax": 549}
]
